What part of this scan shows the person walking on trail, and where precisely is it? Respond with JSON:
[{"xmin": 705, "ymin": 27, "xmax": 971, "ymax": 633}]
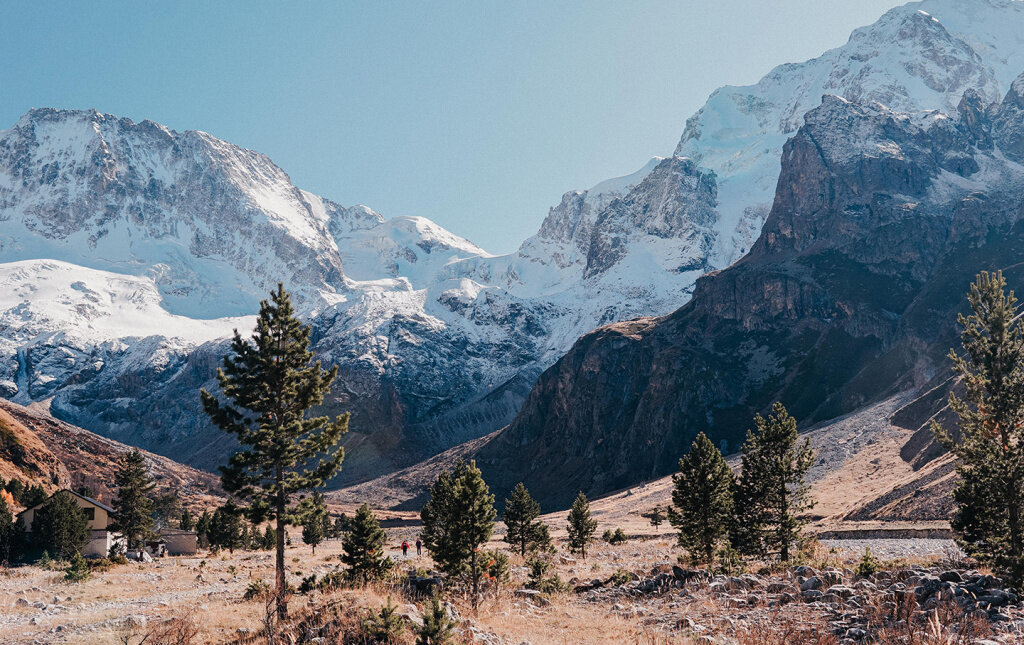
[
  {"xmin": 402, "ymin": 540, "xmax": 409, "ymax": 558},
  {"xmin": 415, "ymin": 537, "xmax": 422, "ymax": 556}
]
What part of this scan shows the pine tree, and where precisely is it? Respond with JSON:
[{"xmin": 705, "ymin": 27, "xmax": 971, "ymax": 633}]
[
  {"xmin": 151, "ymin": 491, "xmax": 181, "ymax": 531},
  {"xmin": 21, "ymin": 484, "xmax": 47, "ymax": 508},
  {"xmin": 729, "ymin": 476, "xmax": 766, "ymax": 557},
  {"xmin": 341, "ymin": 503, "xmax": 392, "ymax": 582},
  {"xmin": 503, "ymin": 482, "xmax": 548, "ymax": 558},
  {"xmin": 642, "ymin": 506, "xmax": 666, "ymax": 529},
  {"xmin": 240, "ymin": 522, "xmax": 252, "ymax": 551},
  {"xmin": 736, "ymin": 402, "xmax": 814, "ymax": 561},
  {"xmin": 933, "ymin": 271, "xmax": 1024, "ymax": 584},
  {"xmin": 196, "ymin": 510, "xmax": 212, "ymax": 548},
  {"xmin": 332, "ymin": 513, "xmax": 349, "ymax": 539},
  {"xmin": 261, "ymin": 524, "xmax": 277, "ymax": 551},
  {"xmin": 201, "ymin": 284, "xmax": 349, "ymax": 618},
  {"xmin": 209, "ymin": 500, "xmax": 244, "ymax": 553},
  {"xmin": 0, "ymin": 497, "xmax": 15, "ymax": 563},
  {"xmin": 566, "ymin": 492, "xmax": 597, "ymax": 559},
  {"xmin": 32, "ymin": 491, "xmax": 88, "ymax": 560},
  {"xmin": 299, "ymin": 492, "xmax": 329, "ymax": 554},
  {"xmin": 180, "ymin": 508, "xmax": 194, "ymax": 532},
  {"xmin": 110, "ymin": 449, "xmax": 156, "ymax": 550},
  {"xmin": 421, "ymin": 460, "xmax": 496, "ymax": 609},
  {"xmin": 415, "ymin": 596, "xmax": 456, "ymax": 645},
  {"xmin": 668, "ymin": 432, "xmax": 734, "ymax": 564}
]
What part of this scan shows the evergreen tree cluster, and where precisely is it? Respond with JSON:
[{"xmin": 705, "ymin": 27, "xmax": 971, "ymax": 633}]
[
  {"xmin": 0, "ymin": 477, "xmax": 47, "ymax": 508},
  {"xmin": 421, "ymin": 460, "xmax": 497, "ymax": 608},
  {"xmin": 668, "ymin": 403, "xmax": 815, "ymax": 565}
]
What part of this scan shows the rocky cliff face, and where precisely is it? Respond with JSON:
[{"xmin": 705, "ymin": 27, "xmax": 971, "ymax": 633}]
[{"xmin": 476, "ymin": 74, "xmax": 1024, "ymax": 509}]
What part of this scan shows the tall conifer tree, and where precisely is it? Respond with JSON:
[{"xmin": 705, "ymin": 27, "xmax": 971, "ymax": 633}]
[
  {"xmin": 933, "ymin": 271, "xmax": 1024, "ymax": 584},
  {"xmin": 0, "ymin": 497, "xmax": 15, "ymax": 563},
  {"xmin": 109, "ymin": 449, "xmax": 155, "ymax": 551},
  {"xmin": 421, "ymin": 460, "xmax": 496, "ymax": 609},
  {"xmin": 503, "ymin": 482, "xmax": 548, "ymax": 557},
  {"xmin": 566, "ymin": 492, "xmax": 598, "ymax": 559},
  {"xmin": 201, "ymin": 284, "xmax": 348, "ymax": 617},
  {"xmin": 668, "ymin": 432, "xmax": 734, "ymax": 564},
  {"xmin": 736, "ymin": 402, "xmax": 814, "ymax": 561}
]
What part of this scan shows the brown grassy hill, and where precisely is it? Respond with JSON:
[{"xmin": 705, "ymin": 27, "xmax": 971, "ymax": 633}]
[
  {"xmin": 0, "ymin": 404, "xmax": 70, "ymax": 494},
  {"xmin": 0, "ymin": 400, "xmax": 223, "ymax": 510}
]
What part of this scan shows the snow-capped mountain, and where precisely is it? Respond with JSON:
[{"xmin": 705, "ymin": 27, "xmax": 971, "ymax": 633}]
[
  {"xmin": 677, "ymin": 0, "xmax": 1024, "ymax": 270},
  {"xmin": 4, "ymin": 0, "xmax": 1024, "ymax": 483}
]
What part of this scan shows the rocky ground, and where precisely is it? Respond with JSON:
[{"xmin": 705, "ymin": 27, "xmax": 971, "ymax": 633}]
[{"xmin": 3, "ymin": 525, "xmax": 1021, "ymax": 644}]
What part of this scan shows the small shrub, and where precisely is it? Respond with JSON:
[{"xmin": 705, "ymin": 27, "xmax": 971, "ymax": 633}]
[
  {"xmin": 525, "ymin": 558, "xmax": 569, "ymax": 594},
  {"xmin": 855, "ymin": 547, "xmax": 882, "ymax": 578},
  {"xmin": 108, "ymin": 541, "xmax": 126, "ymax": 560},
  {"xmin": 362, "ymin": 596, "xmax": 404, "ymax": 643},
  {"xmin": 38, "ymin": 550, "xmax": 53, "ymax": 569},
  {"xmin": 601, "ymin": 529, "xmax": 613, "ymax": 543},
  {"xmin": 299, "ymin": 573, "xmax": 318, "ymax": 593},
  {"xmin": 243, "ymin": 578, "xmax": 272, "ymax": 600},
  {"xmin": 63, "ymin": 552, "xmax": 90, "ymax": 583},
  {"xmin": 415, "ymin": 596, "xmax": 456, "ymax": 645},
  {"xmin": 319, "ymin": 569, "xmax": 345, "ymax": 592},
  {"xmin": 608, "ymin": 569, "xmax": 631, "ymax": 586},
  {"xmin": 716, "ymin": 543, "xmax": 745, "ymax": 577},
  {"xmin": 87, "ymin": 557, "xmax": 114, "ymax": 573},
  {"xmin": 483, "ymin": 550, "xmax": 510, "ymax": 585},
  {"xmin": 607, "ymin": 528, "xmax": 628, "ymax": 545}
]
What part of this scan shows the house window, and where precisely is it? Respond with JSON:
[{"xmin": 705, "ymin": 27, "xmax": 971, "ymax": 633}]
[{"xmin": 83, "ymin": 508, "xmax": 95, "ymax": 521}]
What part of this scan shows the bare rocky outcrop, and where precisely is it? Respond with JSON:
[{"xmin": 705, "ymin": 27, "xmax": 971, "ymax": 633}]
[{"xmin": 475, "ymin": 74, "xmax": 1024, "ymax": 509}]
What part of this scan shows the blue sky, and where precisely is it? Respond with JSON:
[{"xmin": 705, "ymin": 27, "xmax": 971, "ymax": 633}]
[{"xmin": 1, "ymin": 1, "xmax": 905, "ymax": 253}]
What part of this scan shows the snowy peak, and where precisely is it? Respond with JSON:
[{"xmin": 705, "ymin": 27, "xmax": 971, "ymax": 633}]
[
  {"xmin": 584, "ymin": 156, "xmax": 717, "ymax": 279},
  {"xmin": 0, "ymin": 108, "xmax": 355, "ymax": 317}
]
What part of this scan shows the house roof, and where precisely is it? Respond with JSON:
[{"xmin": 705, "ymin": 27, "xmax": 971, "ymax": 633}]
[
  {"xmin": 16, "ymin": 489, "xmax": 116, "ymax": 518},
  {"xmin": 67, "ymin": 490, "xmax": 115, "ymax": 514}
]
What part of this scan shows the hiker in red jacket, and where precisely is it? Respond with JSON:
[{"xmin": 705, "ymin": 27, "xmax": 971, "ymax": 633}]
[{"xmin": 401, "ymin": 540, "xmax": 409, "ymax": 557}]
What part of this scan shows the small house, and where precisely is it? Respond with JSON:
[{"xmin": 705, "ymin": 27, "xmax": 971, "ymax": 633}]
[
  {"xmin": 159, "ymin": 529, "xmax": 198, "ymax": 556},
  {"xmin": 17, "ymin": 490, "xmax": 126, "ymax": 558}
]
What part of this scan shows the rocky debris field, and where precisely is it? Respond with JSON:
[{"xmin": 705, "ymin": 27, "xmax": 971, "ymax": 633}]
[{"xmin": 574, "ymin": 563, "xmax": 1024, "ymax": 644}]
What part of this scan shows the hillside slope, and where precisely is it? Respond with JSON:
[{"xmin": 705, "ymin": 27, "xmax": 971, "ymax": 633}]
[{"xmin": 0, "ymin": 400, "xmax": 221, "ymax": 510}]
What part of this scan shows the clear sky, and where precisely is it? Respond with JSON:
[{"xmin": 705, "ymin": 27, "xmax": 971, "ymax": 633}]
[{"xmin": 1, "ymin": 1, "xmax": 906, "ymax": 254}]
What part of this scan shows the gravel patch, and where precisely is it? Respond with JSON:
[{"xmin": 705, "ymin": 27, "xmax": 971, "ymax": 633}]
[{"xmin": 820, "ymin": 538, "xmax": 961, "ymax": 560}]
